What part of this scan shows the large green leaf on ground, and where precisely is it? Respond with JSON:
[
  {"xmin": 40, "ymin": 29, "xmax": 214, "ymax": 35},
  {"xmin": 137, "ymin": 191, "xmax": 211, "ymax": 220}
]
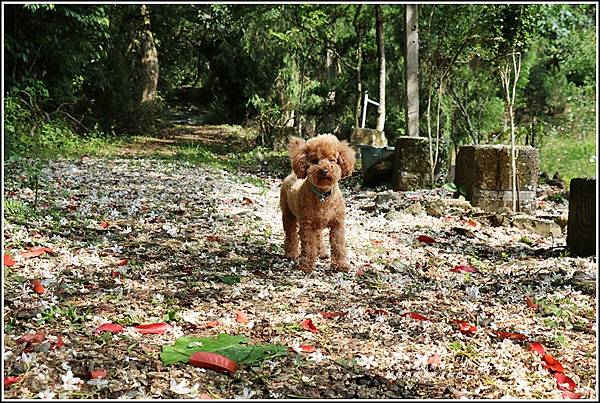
[{"xmin": 160, "ymin": 333, "xmax": 287, "ymax": 366}]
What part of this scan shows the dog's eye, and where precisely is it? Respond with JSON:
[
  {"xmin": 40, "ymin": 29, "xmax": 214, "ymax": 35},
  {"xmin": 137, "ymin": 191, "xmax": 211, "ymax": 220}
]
[{"xmin": 329, "ymin": 158, "xmax": 337, "ymax": 163}]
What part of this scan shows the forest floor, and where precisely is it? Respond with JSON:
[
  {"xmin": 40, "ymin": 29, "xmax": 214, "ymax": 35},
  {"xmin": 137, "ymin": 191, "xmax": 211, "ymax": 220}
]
[{"xmin": 2, "ymin": 116, "xmax": 597, "ymax": 399}]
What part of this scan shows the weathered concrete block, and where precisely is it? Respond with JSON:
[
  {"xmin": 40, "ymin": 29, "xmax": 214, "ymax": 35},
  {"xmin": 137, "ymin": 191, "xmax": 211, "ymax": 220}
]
[
  {"xmin": 567, "ymin": 178, "xmax": 596, "ymax": 256},
  {"xmin": 455, "ymin": 145, "xmax": 539, "ymax": 212},
  {"xmin": 390, "ymin": 136, "xmax": 440, "ymax": 190},
  {"xmin": 351, "ymin": 128, "xmax": 387, "ymax": 148}
]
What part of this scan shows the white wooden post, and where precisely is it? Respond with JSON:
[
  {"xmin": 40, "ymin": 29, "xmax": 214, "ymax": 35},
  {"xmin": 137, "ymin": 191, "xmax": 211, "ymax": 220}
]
[{"xmin": 361, "ymin": 92, "xmax": 380, "ymax": 129}]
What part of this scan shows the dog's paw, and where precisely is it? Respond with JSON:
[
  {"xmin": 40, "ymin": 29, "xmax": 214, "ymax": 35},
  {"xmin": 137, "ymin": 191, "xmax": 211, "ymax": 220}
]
[
  {"xmin": 331, "ymin": 261, "xmax": 351, "ymax": 272},
  {"xmin": 296, "ymin": 262, "xmax": 315, "ymax": 273},
  {"xmin": 318, "ymin": 251, "xmax": 330, "ymax": 260}
]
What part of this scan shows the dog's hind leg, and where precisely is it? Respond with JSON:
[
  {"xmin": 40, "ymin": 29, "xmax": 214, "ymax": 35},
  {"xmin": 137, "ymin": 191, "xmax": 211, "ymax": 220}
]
[
  {"xmin": 282, "ymin": 210, "xmax": 299, "ymax": 260},
  {"xmin": 317, "ymin": 229, "xmax": 329, "ymax": 259},
  {"xmin": 329, "ymin": 220, "xmax": 350, "ymax": 271},
  {"xmin": 298, "ymin": 225, "xmax": 318, "ymax": 272}
]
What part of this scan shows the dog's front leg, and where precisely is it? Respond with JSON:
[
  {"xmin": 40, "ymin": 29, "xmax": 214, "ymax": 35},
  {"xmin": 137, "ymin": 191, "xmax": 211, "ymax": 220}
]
[
  {"xmin": 298, "ymin": 225, "xmax": 318, "ymax": 272},
  {"xmin": 329, "ymin": 220, "xmax": 350, "ymax": 271}
]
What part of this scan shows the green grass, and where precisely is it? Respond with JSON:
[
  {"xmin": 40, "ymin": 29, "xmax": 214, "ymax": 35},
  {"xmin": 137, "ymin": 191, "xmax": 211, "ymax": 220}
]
[{"xmin": 539, "ymin": 134, "xmax": 597, "ymax": 188}]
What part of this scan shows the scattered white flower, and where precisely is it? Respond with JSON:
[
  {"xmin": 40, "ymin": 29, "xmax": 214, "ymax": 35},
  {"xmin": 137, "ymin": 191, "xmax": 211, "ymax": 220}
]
[
  {"xmin": 110, "ymin": 244, "xmax": 123, "ymax": 254},
  {"xmin": 19, "ymin": 352, "xmax": 33, "ymax": 364},
  {"xmin": 61, "ymin": 369, "xmax": 82, "ymax": 391},
  {"xmin": 169, "ymin": 379, "xmax": 199, "ymax": 396},
  {"xmin": 307, "ymin": 349, "xmax": 327, "ymax": 363},
  {"xmin": 38, "ymin": 390, "xmax": 56, "ymax": 399},
  {"xmin": 355, "ymin": 354, "xmax": 378, "ymax": 369},
  {"xmin": 234, "ymin": 387, "xmax": 256, "ymax": 399},
  {"xmin": 413, "ymin": 353, "xmax": 429, "ymax": 368},
  {"xmin": 465, "ymin": 285, "xmax": 480, "ymax": 300}
]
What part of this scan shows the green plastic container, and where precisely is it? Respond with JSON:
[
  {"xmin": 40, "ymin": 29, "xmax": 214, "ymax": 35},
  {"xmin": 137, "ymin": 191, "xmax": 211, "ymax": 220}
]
[{"xmin": 359, "ymin": 145, "xmax": 395, "ymax": 173}]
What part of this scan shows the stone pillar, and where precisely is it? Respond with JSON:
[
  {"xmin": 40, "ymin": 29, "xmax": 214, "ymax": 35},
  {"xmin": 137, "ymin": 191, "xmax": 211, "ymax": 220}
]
[
  {"xmin": 567, "ymin": 178, "xmax": 596, "ymax": 256},
  {"xmin": 350, "ymin": 128, "xmax": 387, "ymax": 148},
  {"xmin": 391, "ymin": 136, "xmax": 431, "ymax": 191},
  {"xmin": 454, "ymin": 145, "xmax": 539, "ymax": 212}
]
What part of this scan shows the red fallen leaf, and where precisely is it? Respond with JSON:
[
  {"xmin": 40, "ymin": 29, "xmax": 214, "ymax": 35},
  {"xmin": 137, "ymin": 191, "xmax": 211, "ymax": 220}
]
[
  {"xmin": 427, "ymin": 353, "xmax": 441, "ymax": 369},
  {"xmin": 99, "ymin": 221, "xmax": 110, "ymax": 229},
  {"xmin": 492, "ymin": 330, "xmax": 529, "ymax": 341},
  {"xmin": 542, "ymin": 353, "xmax": 565, "ymax": 373},
  {"xmin": 20, "ymin": 247, "xmax": 53, "ymax": 259},
  {"xmin": 450, "ymin": 265, "xmax": 479, "ymax": 273},
  {"xmin": 110, "ymin": 270, "xmax": 122, "ymax": 279},
  {"xmin": 402, "ymin": 312, "xmax": 429, "ymax": 321},
  {"xmin": 189, "ymin": 351, "xmax": 238, "ymax": 374},
  {"xmin": 554, "ymin": 372, "xmax": 577, "ymax": 392},
  {"xmin": 134, "ymin": 322, "xmax": 172, "ymax": 334},
  {"xmin": 529, "ymin": 342, "xmax": 545, "ymax": 356},
  {"xmin": 417, "ymin": 235, "xmax": 436, "ymax": 244},
  {"xmin": 204, "ymin": 321, "xmax": 220, "ymax": 328},
  {"xmin": 299, "ymin": 345, "xmax": 316, "ymax": 353},
  {"xmin": 17, "ymin": 331, "xmax": 46, "ymax": 345},
  {"xmin": 465, "ymin": 219, "xmax": 478, "ymax": 227},
  {"xmin": 94, "ymin": 323, "xmax": 124, "ymax": 334},
  {"xmin": 561, "ymin": 391, "xmax": 582, "ymax": 399},
  {"xmin": 319, "ymin": 311, "xmax": 348, "ymax": 319},
  {"xmin": 4, "ymin": 376, "xmax": 22, "ymax": 388},
  {"xmin": 525, "ymin": 296, "xmax": 539, "ymax": 311},
  {"xmin": 453, "ymin": 320, "xmax": 477, "ymax": 335},
  {"xmin": 355, "ymin": 266, "xmax": 366, "ymax": 276},
  {"xmin": 235, "ymin": 311, "xmax": 249, "ymax": 324},
  {"xmin": 4, "ymin": 253, "xmax": 16, "ymax": 267},
  {"xmin": 370, "ymin": 239, "xmax": 383, "ymax": 245},
  {"xmin": 367, "ymin": 309, "xmax": 391, "ymax": 316},
  {"xmin": 241, "ymin": 197, "xmax": 254, "ymax": 205},
  {"xmin": 32, "ymin": 280, "xmax": 46, "ymax": 294},
  {"xmin": 205, "ymin": 235, "xmax": 221, "ymax": 242},
  {"xmin": 67, "ymin": 204, "xmax": 78, "ymax": 212},
  {"xmin": 88, "ymin": 369, "xmax": 107, "ymax": 379},
  {"xmin": 300, "ymin": 318, "xmax": 319, "ymax": 333},
  {"xmin": 116, "ymin": 258, "xmax": 128, "ymax": 266},
  {"xmin": 51, "ymin": 336, "xmax": 65, "ymax": 350}
]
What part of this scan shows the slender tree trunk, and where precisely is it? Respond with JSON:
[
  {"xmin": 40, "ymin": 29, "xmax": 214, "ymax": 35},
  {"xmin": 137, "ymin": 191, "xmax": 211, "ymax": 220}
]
[
  {"xmin": 140, "ymin": 4, "xmax": 159, "ymax": 104},
  {"xmin": 353, "ymin": 5, "xmax": 363, "ymax": 128},
  {"xmin": 375, "ymin": 5, "xmax": 386, "ymax": 132},
  {"xmin": 404, "ymin": 4, "xmax": 419, "ymax": 137},
  {"xmin": 499, "ymin": 52, "xmax": 522, "ymax": 212}
]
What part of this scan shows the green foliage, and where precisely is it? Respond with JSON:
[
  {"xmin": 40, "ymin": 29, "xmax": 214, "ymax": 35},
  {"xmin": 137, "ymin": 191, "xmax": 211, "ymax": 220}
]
[{"xmin": 160, "ymin": 333, "xmax": 288, "ymax": 366}]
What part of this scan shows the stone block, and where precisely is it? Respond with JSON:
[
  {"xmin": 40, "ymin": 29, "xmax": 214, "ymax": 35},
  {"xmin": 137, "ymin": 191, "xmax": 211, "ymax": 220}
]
[
  {"xmin": 390, "ymin": 136, "xmax": 442, "ymax": 190},
  {"xmin": 455, "ymin": 145, "xmax": 539, "ymax": 212},
  {"xmin": 567, "ymin": 178, "xmax": 596, "ymax": 256},
  {"xmin": 351, "ymin": 128, "xmax": 387, "ymax": 148}
]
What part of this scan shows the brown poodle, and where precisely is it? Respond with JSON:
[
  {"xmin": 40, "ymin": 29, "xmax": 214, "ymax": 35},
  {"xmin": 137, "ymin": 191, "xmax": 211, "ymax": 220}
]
[{"xmin": 280, "ymin": 134, "xmax": 356, "ymax": 272}]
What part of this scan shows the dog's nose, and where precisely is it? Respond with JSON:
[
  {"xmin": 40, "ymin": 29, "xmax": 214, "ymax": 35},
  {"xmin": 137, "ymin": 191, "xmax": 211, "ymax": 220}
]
[{"xmin": 321, "ymin": 169, "xmax": 329, "ymax": 176}]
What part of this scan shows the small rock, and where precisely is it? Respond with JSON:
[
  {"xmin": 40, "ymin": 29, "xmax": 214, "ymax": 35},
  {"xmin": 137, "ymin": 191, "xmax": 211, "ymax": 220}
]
[
  {"xmin": 511, "ymin": 214, "xmax": 562, "ymax": 238},
  {"xmin": 385, "ymin": 210, "xmax": 403, "ymax": 220},
  {"xmin": 375, "ymin": 190, "xmax": 401, "ymax": 206},
  {"xmin": 403, "ymin": 202, "xmax": 424, "ymax": 215}
]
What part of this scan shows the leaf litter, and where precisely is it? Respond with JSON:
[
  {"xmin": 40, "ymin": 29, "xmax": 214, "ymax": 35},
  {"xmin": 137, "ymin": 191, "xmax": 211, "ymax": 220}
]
[{"xmin": 2, "ymin": 144, "xmax": 596, "ymax": 399}]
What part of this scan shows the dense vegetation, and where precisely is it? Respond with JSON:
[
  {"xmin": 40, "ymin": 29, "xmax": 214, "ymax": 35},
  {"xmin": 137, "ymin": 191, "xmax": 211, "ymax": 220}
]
[{"xmin": 3, "ymin": 3, "xmax": 596, "ymax": 181}]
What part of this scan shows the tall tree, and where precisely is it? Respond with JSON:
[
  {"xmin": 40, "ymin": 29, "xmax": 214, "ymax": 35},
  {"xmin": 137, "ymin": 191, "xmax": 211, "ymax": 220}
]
[
  {"xmin": 139, "ymin": 4, "xmax": 159, "ymax": 104},
  {"xmin": 375, "ymin": 5, "xmax": 386, "ymax": 132},
  {"xmin": 404, "ymin": 4, "xmax": 419, "ymax": 137}
]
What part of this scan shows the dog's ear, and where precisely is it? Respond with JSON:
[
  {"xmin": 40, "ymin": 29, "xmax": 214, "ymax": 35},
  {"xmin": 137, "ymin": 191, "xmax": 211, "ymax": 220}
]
[
  {"xmin": 337, "ymin": 141, "xmax": 356, "ymax": 179},
  {"xmin": 289, "ymin": 136, "xmax": 308, "ymax": 179}
]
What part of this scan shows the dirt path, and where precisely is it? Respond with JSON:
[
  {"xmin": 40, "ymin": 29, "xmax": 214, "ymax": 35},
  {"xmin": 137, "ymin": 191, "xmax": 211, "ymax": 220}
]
[{"xmin": 2, "ymin": 125, "xmax": 597, "ymax": 399}]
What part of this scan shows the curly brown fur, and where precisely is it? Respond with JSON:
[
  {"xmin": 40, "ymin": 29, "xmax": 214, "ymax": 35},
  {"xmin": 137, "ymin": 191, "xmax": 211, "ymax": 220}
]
[{"xmin": 280, "ymin": 134, "xmax": 356, "ymax": 272}]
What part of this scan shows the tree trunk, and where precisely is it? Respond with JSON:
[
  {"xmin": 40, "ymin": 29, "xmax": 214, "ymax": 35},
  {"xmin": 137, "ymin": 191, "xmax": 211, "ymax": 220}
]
[
  {"xmin": 375, "ymin": 5, "xmax": 386, "ymax": 132},
  {"xmin": 404, "ymin": 4, "xmax": 419, "ymax": 137},
  {"xmin": 353, "ymin": 5, "xmax": 363, "ymax": 128},
  {"xmin": 140, "ymin": 4, "xmax": 159, "ymax": 104}
]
